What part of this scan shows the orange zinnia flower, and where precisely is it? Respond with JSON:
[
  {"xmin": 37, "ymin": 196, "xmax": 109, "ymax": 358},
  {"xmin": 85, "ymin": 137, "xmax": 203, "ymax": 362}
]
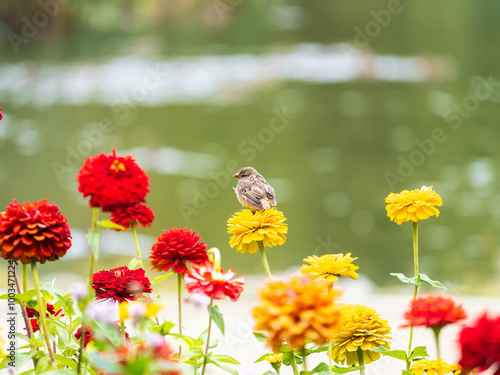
[{"xmin": 0, "ymin": 200, "xmax": 72, "ymax": 264}]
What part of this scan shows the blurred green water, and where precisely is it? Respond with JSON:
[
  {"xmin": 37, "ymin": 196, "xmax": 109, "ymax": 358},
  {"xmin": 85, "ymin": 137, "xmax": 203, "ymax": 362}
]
[{"xmin": 0, "ymin": 1, "xmax": 500, "ymax": 294}]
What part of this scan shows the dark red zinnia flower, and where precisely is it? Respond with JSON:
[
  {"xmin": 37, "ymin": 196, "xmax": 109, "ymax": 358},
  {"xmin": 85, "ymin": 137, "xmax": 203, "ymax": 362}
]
[
  {"xmin": 183, "ymin": 261, "xmax": 245, "ymax": 302},
  {"xmin": 458, "ymin": 313, "xmax": 500, "ymax": 374},
  {"xmin": 26, "ymin": 303, "xmax": 63, "ymax": 333},
  {"xmin": 26, "ymin": 303, "xmax": 62, "ymax": 318},
  {"xmin": 0, "ymin": 200, "xmax": 72, "ymax": 264},
  {"xmin": 75, "ymin": 324, "xmax": 129, "ymax": 348},
  {"xmin": 110, "ymin": 204, "xmax": 155, "ymax": 230},
  {"xmin": 77, "ymin": 149, "xmax": 150, "ymax": 212},
  {"xmin": 92, "ymin": 266, "xmax": 152, "ymax": 303},
  {"xmin": 29, "ymin": 318, "xmax": 41, "ymax": 333},
  {"xmin": 402, "ymin": 294, "xmax": 466, "ymax": 328},
  {"xmin": 149, "ymin": 228, "xmax": 208, "ymax": 274},
  {"xmin": 75, "ymin": 326, "xmax": 94, "ymax": 347}
]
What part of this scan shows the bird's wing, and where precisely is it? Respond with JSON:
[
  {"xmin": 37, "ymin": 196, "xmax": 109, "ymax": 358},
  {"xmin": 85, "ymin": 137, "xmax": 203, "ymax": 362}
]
[
  {"xmin": 239, "ymin": 185, "xmax": 265, "ymax": 210},
  {"xmin": 253, "ymin": 175, "xmax": 277, "ymax": 206},
  {"xmin": 264, "ymin": 182, "xmax": 276, "ymax": 205}
]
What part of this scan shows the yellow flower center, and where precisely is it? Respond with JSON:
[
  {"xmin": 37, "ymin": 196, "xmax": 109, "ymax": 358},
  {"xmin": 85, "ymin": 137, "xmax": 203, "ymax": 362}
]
[{"xmin": 110, "ymin": 159, "xmax": 126, "ymax": 173}]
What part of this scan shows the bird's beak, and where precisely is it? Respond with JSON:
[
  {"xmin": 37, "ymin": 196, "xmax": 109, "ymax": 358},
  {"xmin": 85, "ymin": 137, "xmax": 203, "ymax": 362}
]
[{"xmin": 233, "ymin": 174, "xmax": 239, "ymax": 178}]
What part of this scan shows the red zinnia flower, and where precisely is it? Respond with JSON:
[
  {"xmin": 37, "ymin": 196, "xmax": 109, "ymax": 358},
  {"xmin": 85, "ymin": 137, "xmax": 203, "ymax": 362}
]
[
  {"xmin": 75, "ymin": 324, "xmax": 129, "ymax": 348},
  {"xmin": 403, "ymin": 294, "xmax": 466, "ymax": 328},
  {"xmin": 92, "ymin": 266, "xmax": 152, "ymax": 303},
  {"xmin": 183, "ymin": 261, "xmax": 246, "ymax": 302},
  {"xmin": 149, "ymin": 228, "xmax": 208, "ymax": 274},
  {"xmin": 26, "ymin": 303, "xmax": 62, "ymax": 318},
  {"xmin": 0, "ymin": 200, "xmax": 72, "ymax": 264},
  {"xmin": 26, "ymin": 303, "xmax": 64, "ymax": 333},
  {"xmin": 0, "ymin": 107, "xmax": 3, "ymax": 120},
  {"xmin": 77, "ymin": 149, "xmax": 150, "ymax": 212},
  {"xmin": 110, "ymin": 204, "xmax": 155, "ymax": 230},
  {"xmin": 458, "ymin": 313, "xmax": 500, "ymax": 374}
]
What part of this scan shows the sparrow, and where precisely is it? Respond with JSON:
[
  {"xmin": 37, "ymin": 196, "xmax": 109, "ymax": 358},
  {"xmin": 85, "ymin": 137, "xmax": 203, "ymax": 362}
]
[{"xmin": 233, "ymin": 167, "xmax": 277, "ymax": 211}]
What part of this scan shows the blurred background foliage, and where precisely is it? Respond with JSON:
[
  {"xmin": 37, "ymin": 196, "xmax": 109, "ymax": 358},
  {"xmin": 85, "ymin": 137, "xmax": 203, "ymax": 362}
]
[{"xmin": 0, "ymin": 0, "xmax": 500, "ymax": 294}]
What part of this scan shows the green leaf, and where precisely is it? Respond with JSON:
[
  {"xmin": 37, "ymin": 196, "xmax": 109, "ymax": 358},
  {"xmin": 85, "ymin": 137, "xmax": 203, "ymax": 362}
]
[
  {"xmin": 170, "ymin": 333, "xmax": 202, "ymax": 350},
  {"xmin": 211, "ymin": 354, "xmax": 240, "ymax": 365},
  {"xmin": 369, "ymin": 347, "xmax": 407, "ymax": 361},
  {"xmin": 330, "ymin": 365, "xmax": 363, "ymax": 374},
  {"xmin": 419, "ymin": 274, "xmax": 446, "ymax": 289},
  {"xmin": 390, "ymin": 273, "xmax": 421, "ymax": 286},
  {"xmin": 206, "ymin": 356, "xmax": 238, "ymax": 375},
  {"xmin": 86, "ymin": 229, "xmax": 101, "ymax": 260},
  {"xmin": 408, "ymin": 346, "xmax": 429, "ymax": 361},
  {"xmin": 0, "ymin": 290, "xmax": 36, "ymax": 303},
  {"xmin": 152, "ymin": 320, "xmax": 176, "ymax": 335},
  {"xmin": 35, "ymin": 355, "xmax": 53, "ymax": 374},
  {"xmin": 402, "ymin": 371, "xmax": 412, "ymax": 375},
  {"xmin": 208, "ymin": 304, "xmax": 225, "ymax": 335},
  {"xmin": 303, "ymin": 363, "xmax": 362, "ymax": 375},
  {"xmin": 303, "ymin": 345, "xmax": 328, "ymax": 355},
  {"xmin": 7, "ymin": 351, "xmax": 36, "ymax": 370},
  {"xmin": 97, "ymin": 220, "xmax": 126, "ymax": 230},
  {"xmin": 254, "ymin": 353, "xmax": 272, "ymax": 363},
  {"xmin": 54, "ymin": 354, "xmax": 78, "ymax": 371},
  {"xmin": 37, "ymin": 371, "xmax": 77, "ymax": 375},
  {"xmin": 253, "ymin": 332, "xmax": 267, "ymax": 342},
  {"xmin": 310, "ymin": 362, "xmax": 330, "ymax": 374},
  {"xmin": 153, "ymin": 272, "xmax": 174, "ymax": 284}
]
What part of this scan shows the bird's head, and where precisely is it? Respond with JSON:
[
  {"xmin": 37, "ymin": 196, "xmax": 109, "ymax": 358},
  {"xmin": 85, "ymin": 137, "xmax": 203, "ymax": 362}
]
[{"xmin": 233, "ymin": 167, "xmax": 257, "ymax": 179}]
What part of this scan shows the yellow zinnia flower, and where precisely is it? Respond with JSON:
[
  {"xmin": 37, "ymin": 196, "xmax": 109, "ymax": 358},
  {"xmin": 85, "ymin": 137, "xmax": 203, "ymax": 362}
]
[
  {"xmin": 119, "ymin": 300, "xmax": 162, "ymax": 321},
  {"xmin": 385, "ymin": 185, "xmax": 442, "ymax": 225},
  {"xmin": 253, "ymin": 276, "xmax": 343, "ymax": 351},
  {"xmin": 265, "ymin": 353, "xmax": 283, "ymax": 364},
  {"xmin": 301, "ymin": 253, "xmax": 359, "ymax": 282},
  {"xmin": 227, "ymin": 208, "xmax": 287, "ymax": 254},
  {"xmin": 330, "ymin": 304, "xmax": 391, "ymax": 366},
  {"xmin": 410, "ymin": 359, "xmax": 460, "ymax": 375}
]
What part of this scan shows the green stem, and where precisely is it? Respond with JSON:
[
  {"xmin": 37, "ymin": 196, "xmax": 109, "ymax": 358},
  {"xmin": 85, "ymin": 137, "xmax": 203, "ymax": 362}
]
[
  {"xmin": 258, "ymin": 241, "xmax": 272, "ymax": 280},
  {"xmin": 120, "ymin": 320, "xmax": 126, "ymax": 344},
  {"xmin": 88, "ymin": 208, "xmax": 99, "ymax": 283},
  {"xmin": 201, "ymin": 299, "xmax": 214, "ymax": 375},
  {"xmin": 357, "ymin": 348, "xmax": 365, "ymax": 375},
  {"xmin": 14, "ymin": 262, "xmax": 36, "ymax": 368},
  {"xmin": 31, "ymin": 260, "xmax": 55, "ymax": 363},
  {"xmin": 432, "ymin": 326, "xmax": 442, "ymax": 359},
  {"xmin": 290, "ymin": 351, "xmax": 300, "ymax": 375},
  {"xmin": 407, "ymin": 221, "xmax": 420, "ymax": 370},
  {"xmin": 23, "ymin": 263, "xmax": 28, "ymax": 293},
  {"xmin": 77, "ymin": 321, "xmax": 86, "ymax": 374},
  {"xmin": 177, "ymin": 272, "xmax": 183, "ymax": 355},
  {"xmin": 131, "ymin": 224, "xmax": 143, "ymax": 268},
  {"xmin": 328, "ymin": 340, "xmax": 333, "ymax": 375},
  {"xmin": 14, "ymin": 263, "xmax": 32, "ymax": 339},
  {"xmin": 413, "ymin": 221, "xmax": 419, "ymax": 278},
  {"xmin": 302, "ymin": 348, "xmax": 307, "ymax": 371}
]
